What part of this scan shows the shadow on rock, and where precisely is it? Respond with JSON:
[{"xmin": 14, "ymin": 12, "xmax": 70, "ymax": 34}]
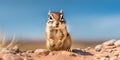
[
  {"xmin": 72, "ymin": 49, "xmax": 93, "ymax": 56},
  {"xmin": 0, "ymin": 58, "xmax": 2, "ymax": 60}
]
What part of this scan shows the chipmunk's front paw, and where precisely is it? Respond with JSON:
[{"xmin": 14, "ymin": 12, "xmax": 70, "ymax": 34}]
[
  {"xmin": 49, "ymin": 39, "xmax": 55, "ymax": 47},
  {"xmin": 57, "ymin": 40, "xmax": 62, "ymax": 47}
]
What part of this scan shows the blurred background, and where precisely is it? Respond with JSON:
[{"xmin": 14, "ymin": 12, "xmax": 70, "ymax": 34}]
[{"xmin": 0, "ymin": 0, "xmax": 120, "ymax": 50}]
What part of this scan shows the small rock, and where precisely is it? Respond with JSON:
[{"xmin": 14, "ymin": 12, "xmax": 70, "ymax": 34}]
[
  {"xmin": 107, "ymin": 49, "xmax": 113, "ymax": 53},
  {"xmin": 102, "ymin": 39, "xmax": 116, "ymax": 46},
  {"xmin": 110, "ymin": 57, "xmax": 118, "ymax": 60},
  {"xmin": 34, "ymin": 49, "xmax": 50, "ymax": 56},
  {"xmin": 103, "ymin": 45, "xmax": 116, "ymax": 49},
  {"xmin": 114, "ymin": 40, "xmax": 120, "ymax": 47},
  {"xmin": 81, "ymin": 49, "xmax": 86, "ymax": 52},
  {"xmin": 24, "ymin": 55, "xmax": 33, "ymax": 60},
  {"xmin": 94, "ymin": 54, "xmax": 102, "ymax": 59},
  {"xmin": 103, "ymin": 53, "xmax": 109, "ymax": 58},
  {"xmin": 95, "ymin": 45, "xmax": 102, "ymax": 52},
  {"xmin": 85, "ymin": 47, "xmax": 91, "ymax": 50},
  {"xmin": 20, "ymin": 52, "xmax": 27, "ymax": 57},
  {"xmin": 100, "ymin": 57, "xmax": 106, "ymax": 60},
  {"xmin": 26, "ymin": 50, "xmax": 34, "ymax": 53},
  {"xmin": 113, "ymin": 51, "xmax": 119, "ymax": 56},
  {"xmin": 12, "ymin": 45, "xmax": 19, "ymax": 53},
  {"xmin": 34, "ymin": 49, "xmax": 49, "ymax": 53},
  {"xmin": 1, "ymin": 48, "xmax": 10, "ymax": 54}
]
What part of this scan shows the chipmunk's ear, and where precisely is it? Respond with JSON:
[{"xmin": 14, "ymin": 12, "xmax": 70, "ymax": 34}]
[
  {"xmin": 60, "ymin": 10, "xmax": 64, "ymax": 20},
  {"xmin": 48, "ymin": 10, "xmax": 53, "ymax": 20},
  {"xmin": 60, "ymin": 10, "xmax": 63, "ymax": 14},
  {"xmin": 48, "ymin": 10, "xmax": 51, "ymax": 15}
]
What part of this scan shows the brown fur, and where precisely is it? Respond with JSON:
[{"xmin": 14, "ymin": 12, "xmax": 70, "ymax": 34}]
[{"xmin": 45, "ymin": 10, "xmax": 72, "ymax": 51}]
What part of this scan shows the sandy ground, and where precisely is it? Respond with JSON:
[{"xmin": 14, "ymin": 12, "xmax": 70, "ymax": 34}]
[{"xmin": 0, "ymin": 40, "xmax": 120, "ymax": 60}]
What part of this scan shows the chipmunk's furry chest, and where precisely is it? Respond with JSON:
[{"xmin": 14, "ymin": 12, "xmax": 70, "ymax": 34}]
[{"xmin": 51, "ymin": 29, "xmax": 63, "ymax": 41}]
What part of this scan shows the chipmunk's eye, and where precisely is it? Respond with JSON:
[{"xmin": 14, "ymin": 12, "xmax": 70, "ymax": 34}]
[
  {"xmin": 50, "ymin": 16, "xmax": 52, "ymax": 20},
  {"xmin": 49, "ymin": 14, "xmax": 53, "ymax": 20}
]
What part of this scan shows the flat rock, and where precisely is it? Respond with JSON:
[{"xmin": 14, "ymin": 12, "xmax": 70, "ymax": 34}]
[
  {"xmin": 103, "ymin": 46, "xmax": 116, "ymax": 49},
  {"xmin": 102, "ymin": 39, "xmax": 116, "ymax": 46},
  {"xmin": 114, "ymin": 40, "xmax": 120, "ymax": 47}
]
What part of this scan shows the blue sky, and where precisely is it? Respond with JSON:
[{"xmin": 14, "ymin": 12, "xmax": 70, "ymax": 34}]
[{"xmin": 0, "ymin": 0, "xmax": 120, "ymax": 40}]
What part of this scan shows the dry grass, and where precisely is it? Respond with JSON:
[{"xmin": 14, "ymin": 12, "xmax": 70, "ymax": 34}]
[{"xmin": 0, "ymin": 30, "xmax": 16, "ymax": 49}]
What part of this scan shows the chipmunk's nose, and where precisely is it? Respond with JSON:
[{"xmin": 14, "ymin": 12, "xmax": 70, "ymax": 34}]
[{"xmin": 53, "ymin": 21, "xmax": 59, "ymax": 27}]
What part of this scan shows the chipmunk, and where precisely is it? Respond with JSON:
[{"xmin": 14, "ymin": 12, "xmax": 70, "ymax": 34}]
[{"xmin": 45, "ymin": 10, "xmax": 72, "ymax": 51}]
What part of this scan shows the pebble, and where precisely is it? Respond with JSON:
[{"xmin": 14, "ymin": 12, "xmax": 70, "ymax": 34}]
[{"xmin": 95, "ymin": 45, "xmax": 102, "ymax": 52}]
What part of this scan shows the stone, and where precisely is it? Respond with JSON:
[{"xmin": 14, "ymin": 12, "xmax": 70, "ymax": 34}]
[
  {"xmin": 95, "ymin": 45, "xmax": 102, "ymax": 52},
  {"xmin": 113, "ymin": 51, "xmax": 119, "ymax": 56},
  {"xmin": 102, "ymin": 39, "xmax": 116, "ymax": 46},
  {"xmin": 24, "ymin": 56, "xmax": 33, "ymax": 60},
  {"xmin": 107, "ymin": 49, "xmax": 113, "ymax": 53},
  {"xmin": 34, "ymin": 49, "xmax": 50, "ymax": 56},
  {"xmin": 103, "ymin": 46, "xmax": 116, "ymax": 49},
  {"xmin": 26, "ymin": 50, "xmax": 34, "ymax": 53},
  {"xmin": 85, "ymin": 47, "xmax": 91, "ymax": 50},
  {"xmin": 12, "ymin": 45, "xmax": 19, "ymax": 53},
  {"xmin": 1, "ymin": 48, "xmax": 10, "ymax": 54},
  {"xmin": 103, "ymin": 53, "xmax": 109, "ymax": 58},
  {"xmin": 110, "ymin": 57, "xmax": 118, "ymax": 60},
  {"xmin": 114, "ymin": 40, "xmax": 120, "ymax": 47}
]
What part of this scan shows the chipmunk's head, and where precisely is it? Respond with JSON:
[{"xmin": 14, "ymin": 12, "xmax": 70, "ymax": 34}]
[{"xmin": 48, "ymin": 10, "xmax": 65, "ymax": 28}]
